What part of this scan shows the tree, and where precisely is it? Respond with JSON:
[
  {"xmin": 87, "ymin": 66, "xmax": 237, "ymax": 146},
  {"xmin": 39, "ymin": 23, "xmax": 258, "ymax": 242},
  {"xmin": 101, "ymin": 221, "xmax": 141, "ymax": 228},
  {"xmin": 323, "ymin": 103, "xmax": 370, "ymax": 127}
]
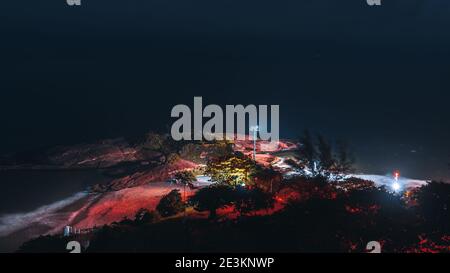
[
  {"xmin": 205, "ymin": 154, "xmax": 255, "ymax": 187},
  {"xmin": 253, "ymin": 167, "xmax": 282, "ymax": 193},
  {"xmin": 190, "ymin": 184, "xmax": 235, "ymax": 219},
  {"xmin": 208, "ymin": 139, "xmax": 234, "ymax": 159},
  {"xmin": 17, "ymin": 235, "xmax": 70, "ymax": 253},
  {"xmin": 179, "ymin": 143, "xmax": 203, "ymax": 163},
  {"xmin": 297, "ymin": 130, "xmax": 316, "ymax": 174},
  {"xmin": 156, "ymin": 189, "xmax": 185, "ymax": 217},
  {"xmin": 316, "ymin": 134, "xmax": 335, "ymax": 173},
  {"xmin": 134, "ymin": 208, "xmax": 158, "ymax": 224},
  {"xmin": 415, "ymin": 181, "xmax": 450, "ymax": 233},
  {"xmin": 335, "ymin": 140, "xmax": 355, "ymax": 174},
  {"xmin": 138, "ymin": 132, "xmax": 179, "ymax": 164},
  {"xmin": 175, "ymin": 170, "xmax": 196, "ymax": 185},
  {"xmin": 335, "ymin": 177, "xmax": 375, "ymax": 192},
  {"xmin": 175, "ymin": 171, "xmax": 197, "ymax": 201},
  {"xmin": 140, "ymin": 132, "xmax": 166, "ymax": 150},
  {"xmin": 234, "ymin": 188, "xmax": 275, "ymax": 216},
  {"xmin": 166, "ymin": 153, "xmax": 180, "ymax": 164}
]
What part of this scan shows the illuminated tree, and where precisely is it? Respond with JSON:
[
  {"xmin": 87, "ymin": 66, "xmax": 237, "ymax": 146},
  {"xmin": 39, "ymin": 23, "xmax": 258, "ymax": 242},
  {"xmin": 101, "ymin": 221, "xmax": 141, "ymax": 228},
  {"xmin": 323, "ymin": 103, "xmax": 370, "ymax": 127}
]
[{"xmin": 205, "ymin": 154, "xmax": 255, "ymax": 187}]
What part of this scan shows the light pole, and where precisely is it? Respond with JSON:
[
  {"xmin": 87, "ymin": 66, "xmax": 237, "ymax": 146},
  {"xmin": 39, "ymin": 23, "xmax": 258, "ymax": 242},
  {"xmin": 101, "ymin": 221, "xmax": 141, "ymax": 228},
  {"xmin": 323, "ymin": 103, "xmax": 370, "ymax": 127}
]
[
  {"xmin": 392, "ymin": 170, "xmax": 401, "ymax": 192},
  {"xmin": 250, "ymin": 125, "xmax": 259, "ymax": 162}
]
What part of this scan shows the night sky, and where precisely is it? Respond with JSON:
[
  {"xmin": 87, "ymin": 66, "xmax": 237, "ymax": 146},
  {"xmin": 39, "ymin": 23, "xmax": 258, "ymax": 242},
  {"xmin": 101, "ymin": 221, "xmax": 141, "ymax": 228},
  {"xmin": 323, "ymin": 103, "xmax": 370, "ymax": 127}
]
[{"xmin": 0, "ymin": 0, "xmax": 449, "ymax": 181}]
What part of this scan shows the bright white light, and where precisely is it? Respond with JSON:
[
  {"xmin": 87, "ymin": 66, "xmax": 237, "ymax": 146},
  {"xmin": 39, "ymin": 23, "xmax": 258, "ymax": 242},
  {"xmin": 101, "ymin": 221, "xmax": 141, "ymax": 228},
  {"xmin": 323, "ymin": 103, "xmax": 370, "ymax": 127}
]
[
  {"xmin": 392, "ymin": 182, "xmax": 401, "ymax": 192},
  {"xmin": 250, "ymin": 125, "xmax": 259, "ymax": 131}
]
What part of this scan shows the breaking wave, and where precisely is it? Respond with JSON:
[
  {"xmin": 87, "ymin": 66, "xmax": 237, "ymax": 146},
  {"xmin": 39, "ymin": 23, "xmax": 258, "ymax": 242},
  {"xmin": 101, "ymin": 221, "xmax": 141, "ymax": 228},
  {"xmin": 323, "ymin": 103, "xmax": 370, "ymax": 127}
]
[{"xmin": 0, "ymin": 192, "xmax": 87, "ymax": 237}]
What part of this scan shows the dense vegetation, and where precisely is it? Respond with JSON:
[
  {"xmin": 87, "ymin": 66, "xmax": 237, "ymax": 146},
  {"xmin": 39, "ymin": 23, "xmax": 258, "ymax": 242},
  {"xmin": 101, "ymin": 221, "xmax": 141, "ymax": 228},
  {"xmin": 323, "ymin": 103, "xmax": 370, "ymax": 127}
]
[
  {"xmin": 14, "ymin": 133, "xmax": 450, "ymax": 253},
  {"xmin": 18, "ymin": 177, "xmax": 450, "ymax": 253}
]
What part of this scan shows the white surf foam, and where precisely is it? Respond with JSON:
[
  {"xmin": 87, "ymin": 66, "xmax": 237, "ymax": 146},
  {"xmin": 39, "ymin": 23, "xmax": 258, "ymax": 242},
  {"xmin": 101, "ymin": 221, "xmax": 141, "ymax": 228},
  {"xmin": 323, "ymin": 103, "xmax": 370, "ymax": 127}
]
[
  {"xmin": 350, "ymin": 174, "xmax": 428, "ymax": 190},
  {"xmin": 0, "ymin": 192, "xmax": 87, "ymax": 237}
]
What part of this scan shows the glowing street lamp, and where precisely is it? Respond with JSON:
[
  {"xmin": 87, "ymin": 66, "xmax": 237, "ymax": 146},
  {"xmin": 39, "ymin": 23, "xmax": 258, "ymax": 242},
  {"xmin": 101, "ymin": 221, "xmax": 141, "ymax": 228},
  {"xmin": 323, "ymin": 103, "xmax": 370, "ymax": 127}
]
[
  {"xmin": 249, "ymin": 125, "xmax": 259, "ymax": 161},
  {"xmin": 392, "ymin": 171, "xmax": 401, "ymax": 192},
  {"xmin": 394, "ymin": 171, "xmax": 400, "ymax": 181}
]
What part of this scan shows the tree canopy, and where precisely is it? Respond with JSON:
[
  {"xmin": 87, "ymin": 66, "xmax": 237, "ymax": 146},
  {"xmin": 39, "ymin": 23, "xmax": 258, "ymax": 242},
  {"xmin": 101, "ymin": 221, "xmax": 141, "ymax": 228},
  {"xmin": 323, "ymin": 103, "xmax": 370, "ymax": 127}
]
[{"xmin": 205, "ymin": 154, "xmax": 255, "ymax": 187}]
